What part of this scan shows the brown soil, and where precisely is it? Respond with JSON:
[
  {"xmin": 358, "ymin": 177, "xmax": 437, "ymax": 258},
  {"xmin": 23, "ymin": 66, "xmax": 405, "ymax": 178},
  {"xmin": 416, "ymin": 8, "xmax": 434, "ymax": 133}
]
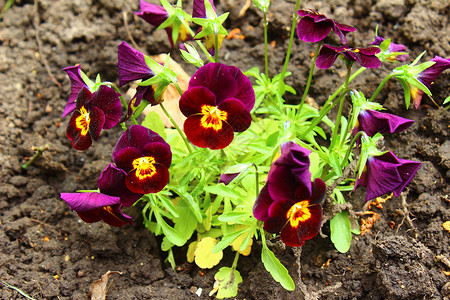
[{"xmin": 0, "ymin": 0, "xmax": 449, "ymax": 299}]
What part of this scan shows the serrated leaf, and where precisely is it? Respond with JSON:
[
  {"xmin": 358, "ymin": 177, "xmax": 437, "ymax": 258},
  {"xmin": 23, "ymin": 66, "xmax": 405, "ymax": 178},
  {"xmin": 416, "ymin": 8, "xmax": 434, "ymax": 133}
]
[
  {"xmin": 330, "ymin": 211, "xmax": 352, "ymax": 253},
  {"xmin": 261, "ymin": 244, "xmax": 295, "ymax": 290}
]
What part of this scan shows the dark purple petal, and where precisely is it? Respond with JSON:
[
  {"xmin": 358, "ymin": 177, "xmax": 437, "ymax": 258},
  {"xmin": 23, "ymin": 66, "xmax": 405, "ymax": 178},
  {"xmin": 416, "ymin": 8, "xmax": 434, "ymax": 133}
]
[
  {"xmin": 217, "ymin": 98, "xmax": 252, "ymax": 132},
  {"xmin": 62, "ymin": 65, "xmax": 89, "ymax": 118},
  {"xmin": 142, "ymin": 142, "xmax": 172, "ymax": 169},
  {"xmin": 89, "ymin": 85, "xmax": 122, "ymax": 129},
  {"xmin": 126, "ymin": 163, "xmax": 169, "ymax": 194},
  {"xmin": 179, "ymin": 86, "xmax": 217, "ymax": 117},
  {"xmin": 88, "ymin": 106, "xmax": 106, "ymax": 141},
  {"xmin": 347, "ymin": 47, "xmax": 381, "ymax": 68},
  {"xmin": 276, "ymin": 142, "xmax": 312, "ymax": 192},
  {"xmin": 253, "ymin": 185, "xmax": 272, "ymax": 221},
  {"xmin": 189, "ymin": 63, "xmax": 237, "ymax": 104},
  {"xmin": 219, "ymin": 173, "xmax": 240, "ymax": 185},
  {"xmin": 227, "ymin": 66, "xmax": 255, "ymax": 112},
  {"xmin": 356, "ymin": 109, "xmax": 414, "ymax": 137},
  {"xmin": 117, "ymin": 41, "xmax": 155, "ymax": 86},
  {"xmin": 332, "ymin": 21, "xmax": 356, "ymax": 44},
  {"xmin": 267, "ymin": 165, "xmax": 298, "ymax": 204},
  {"xmin": 315, "ymin": 44, "xmax": 343, "ymax": 69},
  {"xmin": 192, "ymin": 0, "xmax": 215, "ymax": 18},
  {"xmin": 393, "ymin": 158, "xmax": 422, "ymax": 197},
  {"xmin": 97, "ymin": 164, "xmax": 143, "ymax": 207},
  {"xmin": 60, "ymin": 192, "xmax": 121, "ymax": 212},
  {"xmin": 280, "ymin": 201, "xmax": 323, "ymax": 247},
  {"xmin": 310, "ymin": 178, "xmax": 326, "ymax": 204},
  {"xmin": 418, "ymin": 56, "xmax": 450, "ymax": 88},
  {"xmin": 114, "ymin": 147, "xmax": 144, "ymax": 172},
  {"xmin": 135, "ymin": 0, "xmax": 168, "ymax": 28},
  {"xmin": 183, "ymin": 114, "xmax": 235, "ymax": 149},
  {"xmin": 99, "ymin": 205, "xmax": 134, "ymax": 227},
  {"xmin": 66, "ymin": 109, "xmax": 93, "ymax": 151},
  {"xmin": 296, "ymin": 16, "xmax": 332, "ymax": 43},
  {"xmin": 113, "ymin": 125, "xmax": 167, "ymax": 158},
  {"xmin": 75, "ymin": 87, "xmax": 93, "ymax": 110},
  {"xmin": 355, "ymin": 151, "xmax": 421, "ymax": 201}
]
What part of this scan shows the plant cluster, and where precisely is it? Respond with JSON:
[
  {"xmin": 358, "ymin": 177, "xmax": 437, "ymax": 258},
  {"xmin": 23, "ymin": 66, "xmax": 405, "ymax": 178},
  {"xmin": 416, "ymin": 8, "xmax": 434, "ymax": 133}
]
[{"xmin": 59, "ymin": 0, "xmax": 449, "ymax": 297}]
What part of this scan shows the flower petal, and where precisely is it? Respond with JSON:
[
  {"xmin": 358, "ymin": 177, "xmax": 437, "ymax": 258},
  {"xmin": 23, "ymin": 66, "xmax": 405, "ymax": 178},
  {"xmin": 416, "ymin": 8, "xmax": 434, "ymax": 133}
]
[
  {"xmin": 117, "ymin": 41, "xmax": 155, "ymax": 86},
  {"xmin": 183, "ymin": 114, "xmax": 234, "ymax": 149},
  {"xmin": 228, "ymin": 66, "xmax": 255, "ymax": 112},
  {"xmin": 99, "ymin": 205, "xmax": 134, "ymax": 227},
  {"xmin": 179, "ymin": 86, "xmax": 216, "ymax": 117},
  {"xmin": 135, "ymin": 0, "xmax": 168, "ymax": 28},
  {"xmin": 280, "ymin": 202, "xmax": 323, "ymax": 247},
  {"xmin": 142, "ymin": 142, "xmax": 172, "ymax": 169},
  {"xmin": 113, "ymin": 147, "xmax": 144, "ymax": 172},
  {"xmin": 189, "ymin": 63, "xmax": 237, "ymax": 104},
  {"xmin": 97, "ymin": 164, "xmax": 143, "ymax": 207},
  {"xmin": 357, "ymin": 109, "xmax": 414, "ymax": 137},
  {"xmin": 310, "ymin": 178, "xmax": 326, "ymax": 204},
  {"xmin": 316, "ymin": 45, "xmax": 342, "ymax": 69},
  {"xmin": 253, "ymin": 185, "xmax": 272, "ymax": 221},
  {"xmin": 60, "ymin": 192, "xmax": 121, "ymax": 212},
  {"xmin": 267, "ymin": 165, "xmax": 297, "ymax": 203},
  {"xmin": 113, "ymin": 125, "xmax": 167, "ymax": 158},
  {"xmin": 126, "ymin": 163, "xmax": 169, "ymax": 194},
  {"xmin": 217, "ymin": 98, "xmax": 252, "ymax": 132},
  {"xmin": 393, "ymin": 158, "xmax": 422, "ymax": 197},
  {"xmin": 192, "ymin": 0, "xmax": 215, "ymax": 18},
  {"xmin": 90, "ymin": 85, "xmax": 122, "ymax": 129},
  {"xmin": 88, "ymin": 106, "xmax": 106, "ymax": 141},
  {"xmin": 296, "ymin": 16, "xmax": 332, "ymax": 43},
  {"xmin": 66, "ymin": 110, "xmax": 93, "ymax": 151},
  {"xmin": 62, "ymin": 65, "xmax": 88, "ymax": 118}
]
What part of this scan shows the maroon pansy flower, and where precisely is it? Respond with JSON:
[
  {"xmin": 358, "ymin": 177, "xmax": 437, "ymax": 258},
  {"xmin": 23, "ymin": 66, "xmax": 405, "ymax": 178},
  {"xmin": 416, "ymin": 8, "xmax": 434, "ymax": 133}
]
[
  {"xmin": 253, "ymin": 142, "xmax": 325, "ymax": 247},
  {"xmin": 355, "ymin": 151, "xmax": 421, "ymax": 201},
  {"xmin": 316, "ymin": 44, "xmax": 381, "ymax": 69},
  {"xmin": 117, "ymin": 41, "xmax": 158, "ymax": 120},
  {"xmin": 353, "ymin": 109, "xmax": 414, "ymax": 138},
  {"xmin": 66, "ymin": 86, "xmax": 121, "ymax": 151},
  {"xmin": 62, "ymin": 65, "xmax": 89, "ymax": 118},
  {"xmin": 60, "ymin": 164, "xmax": 139, "ymax": 227},
  {"xmin": 179, "ymin": 63, "xmax": 255, "ymax": 150},
  {"xmin": 370, "ymin": 36, "xmax": 408, "ymax": 62},
  {"xmin": 410, "ymin": 56, "xmax": 450, "ymax": 109},
  {"xmin": 296, "ymin": 9, "xmax": 356, "ymax": 44},
  {"xmin": 112, "ymin": 125, "xmax": 172, "ymax": 194}
]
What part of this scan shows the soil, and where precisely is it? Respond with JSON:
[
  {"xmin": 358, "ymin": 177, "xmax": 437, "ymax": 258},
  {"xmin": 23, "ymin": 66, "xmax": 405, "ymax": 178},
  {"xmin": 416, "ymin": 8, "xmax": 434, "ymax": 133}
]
[{"xmin": 0, "ymin": 0, "xmax": 449, "ymax": 299}]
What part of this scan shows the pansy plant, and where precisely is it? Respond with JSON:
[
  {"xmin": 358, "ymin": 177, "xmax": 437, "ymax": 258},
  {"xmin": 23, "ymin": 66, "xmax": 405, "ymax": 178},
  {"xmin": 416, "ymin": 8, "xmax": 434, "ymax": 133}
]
[{"xmin": 55, "ymin": 1, "xmax": 449, "ymax": 298}]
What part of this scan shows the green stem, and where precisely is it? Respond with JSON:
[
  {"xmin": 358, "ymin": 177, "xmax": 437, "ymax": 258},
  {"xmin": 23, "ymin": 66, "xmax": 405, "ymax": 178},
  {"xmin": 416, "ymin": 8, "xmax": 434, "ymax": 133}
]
[
  {"xmin": 250, "ymin": 163, "xmax": 259, "ymax": 197},
  {"xmin": 22, "ymin": 145, "xmax": 48, "ymax": 170},
  {"xmin": 329, "ymin": 63, "xmax": 352, "ymax": 151},
  {"xmin": 263, "ymin": 11, "xmax": 269, "ymax": 77},
  {"xmin": 214, "ymin": 28, "xmax": 219, "ymax": 63},
  {"xmin": 368, "ymin": 73, "xmax": 395, "ymax": 102},
  {"xmin": 341, "ymin": 131, "xmax": 365, "ymax": 168},
  {"xmin": 231, "ymin": 250, "xmax": 240, "ymax": 269},
  {"xmin": 159, "ymin": 103, "xmax": 193, "ymax": 153},
  {"xmin": 278, "ymin": 0, "xmax": 302, "ymax": 90},
  {"xmin": 298, "ymin": 89, "xmax": 349, "ymax": 140},
  {"xmin": 131, "ymin": 99, "xmax": 149, "ymax": 125},
  {"xmin": 296, "ymin": 42, "xmax": 321, "ymax": 118},
  {"xmin": 173, "ymin": 81, "xmax": 184, "ymax": 96}
]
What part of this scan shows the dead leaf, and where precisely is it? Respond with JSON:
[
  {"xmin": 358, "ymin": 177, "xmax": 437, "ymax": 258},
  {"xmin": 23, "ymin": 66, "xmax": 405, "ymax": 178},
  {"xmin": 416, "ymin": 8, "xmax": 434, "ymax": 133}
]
[{"xmin": 87, "ymin": 271, "xmax": 123, "ymax": 300}]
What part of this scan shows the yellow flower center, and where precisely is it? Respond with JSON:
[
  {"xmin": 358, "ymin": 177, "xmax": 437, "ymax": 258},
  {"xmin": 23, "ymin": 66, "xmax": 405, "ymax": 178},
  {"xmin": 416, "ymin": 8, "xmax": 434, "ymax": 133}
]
[
  {"xmin": 75, "ymin": 106, "xmax": 90, "ymax": 136},
  {"xmin": 132, "ymin": 156, "xmax": 156, "ymax": 179},
  {"xmin": 200, "ymin": 105, "xmax": 228, "ymax": 131},
  {"xmin": 286, "ymin": 200, "xmax": 311, "ymax": 228}
]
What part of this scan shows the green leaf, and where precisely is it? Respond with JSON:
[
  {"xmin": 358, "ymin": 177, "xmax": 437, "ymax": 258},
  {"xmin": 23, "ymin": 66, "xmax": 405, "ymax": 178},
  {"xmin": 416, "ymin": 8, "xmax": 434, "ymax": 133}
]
[
  {"xmin": 330, "ymin": 211, "xmax": 352, "ymax": 253},
  {"xmin": 443, "ymin": 95, "xmax": 450, "ymax": 105},
  {"xmin": 210, "ymin": 267, "xmax": 243, "ymax": 299},
  {"xmin": 204, "ymin": 184, "xmax": 241, "ymax": 199},
  {"xmin": 173, "ymin": 188, "xmax": 203, "ymax": 223},
  {"xmin": 329, "ymin": 153, "xmax": 343, "ymax": 177},
  {"xmin": 141, "ymin": 111, "xmax": 167, "ymax": 139},
  {"xmin": 154, "ymin": 211, "xmax": 186, "ymax": 246},
  {"xmin": 173, "ymin": 198, "xmax": 198, "ymax": 241},
  {"xmin": 261, "ymin": 244, "xmax": 295, "ymax": 291},
  {"xmin": 212, "ymin": 228, "xmax": 248, "ymax": 253},
  {"xmin": 79, "ymin": 69, "xmax": 95, "ymax": 89},
  {"xmin": 218, "ymin": 211, "xmax": 250, "ymax": 223}
]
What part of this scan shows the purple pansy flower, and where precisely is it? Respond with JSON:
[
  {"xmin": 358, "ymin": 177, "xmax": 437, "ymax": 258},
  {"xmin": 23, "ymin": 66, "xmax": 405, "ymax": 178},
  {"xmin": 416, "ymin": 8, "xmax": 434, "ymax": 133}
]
[
  {"xmin": 253, "ymin": 142, "xmax": 326, "ymax": 247},
  {"xmin": 296, "ymin": 9, "xmax": 356, "ymax": 44},
  {"xmin": 135, "ymin": 0, "xmax": 189, "ymax": 48},
  {"xmin": 316, "ymin": 44, "xmax": 381, "ymax": 69},
  {"xmin": 60, "ymin": 164, "xmax": 139, "ymax": 227},
  {"xmin": 66, "ymin": 86, "xmax": 121, "ymax": 151},
  {"xmin": 370, "ymin": 36, "xmax": 408, "ymax": 62},
  {"xmin": 193, "ymin": 0, "xmax": 215, "ymax": 18},
  {"xmin": 410, "ymin": 56, "xmax": 450, "ymax": 109},
  {"xmin": 112, "ymin": 125, "xmax": 172, "ymax": 194},
  {"xmin": 355, "ymin": 151, "xmax": 421, "ymax": 201},
  {"xmin": 62, "ymin": 65, "xmax": 89, "ymax": 118},
  {"xmin": 191, "ymin": 0, "xmax": 224, "ymax": 55},
  {"xmin": 179, "ymin": 63, "xmax": 255, "ymax": 150},
  {"xmin": 354, "ymin": 109, "xmax": 414, "ymax": 138},
  {"xmin": 117, "ymin": 42, "xmax": 158, "ymax": 120}
]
